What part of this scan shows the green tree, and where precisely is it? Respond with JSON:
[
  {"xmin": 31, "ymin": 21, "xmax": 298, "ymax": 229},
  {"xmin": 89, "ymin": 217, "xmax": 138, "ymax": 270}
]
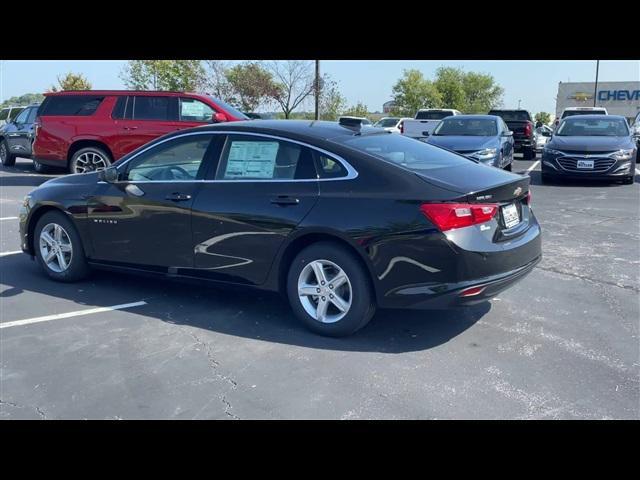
[
  {"xmin": 50, "ymin": 72, "xmax": 92, "ymax": 91},
  {"xmin": 461, "ymin": 71, "xmax": 504, "ymax": 113},
  {"xmin": 342, "ymin": 102, "xmax": 369, "ymax": 118},
  {"xmin": 433, "ymin": 67, "xmax": 466, "ymax": 111},
  {"xmin": 224, "ymin": 62, "xmax": 278, "ymax": 113},
  {"xmin": 391, "ymin": 69, "xmax": 442, "ymax": 116},
  {"xmin": 0, "ymin": 93, "xmax": 45, "ymax": 108},
  {"xmin": 318, "ymin": 74, "xmax": 347, "ymax": 121},
  {"xmin": 534, "ymin": 112, "xmax": 551, "ymax": 125},
  {"xmin": 120, "ymin": 60, "xmax": 206, "ymax": 91}
]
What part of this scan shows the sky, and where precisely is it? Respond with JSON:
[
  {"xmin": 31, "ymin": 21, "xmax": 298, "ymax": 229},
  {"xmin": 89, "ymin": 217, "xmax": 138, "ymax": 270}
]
[{"xmin": 1, "ymin": 60, "xmax": 638, "ymax": 115}]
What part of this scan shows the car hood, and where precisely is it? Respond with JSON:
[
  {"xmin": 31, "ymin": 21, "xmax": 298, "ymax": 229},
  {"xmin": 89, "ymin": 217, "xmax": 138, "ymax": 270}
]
[
  {"xmin": 40, "ymin": 172, "xmax": 99, "ymax": 188},
  {"xmin": 549, "ymin": 135, "xmax": 634, "ymax": 152},
  {"xmin": 426, "ymin": 135, "xmax": 497, "ymax": 152}
]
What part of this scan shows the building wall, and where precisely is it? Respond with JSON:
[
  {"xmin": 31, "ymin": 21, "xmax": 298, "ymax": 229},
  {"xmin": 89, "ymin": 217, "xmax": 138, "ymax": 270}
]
[{"xmin": 556, "ymin": 81, "xmax": 640, "ymax": 122}]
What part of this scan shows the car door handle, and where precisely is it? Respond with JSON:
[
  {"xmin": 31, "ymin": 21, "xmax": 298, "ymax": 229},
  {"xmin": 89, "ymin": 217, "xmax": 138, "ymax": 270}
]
[
  {"xmin": 270, "ymin": 196, "xmax": 299, "ymax": 205},
  {"xmin": 123, "ymin": 126, "xmax": 138, "ymax": 131},
  {"xmin": 166, "ymin": 192, "xmax": 192, "ymax": 202}
]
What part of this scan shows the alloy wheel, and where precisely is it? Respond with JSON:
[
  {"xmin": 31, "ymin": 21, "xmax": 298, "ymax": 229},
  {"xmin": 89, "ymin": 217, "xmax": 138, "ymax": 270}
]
[
  {"xmin": 39, "ymin": 223, "xmax": 73, "ymax": 273},
  {"xmin": 74, "ymin": 151, "xmax": 108, "ymax": 173},
  {"xmin": 298, "ymin": 259, "xmax": 352, "ymax": 323}
]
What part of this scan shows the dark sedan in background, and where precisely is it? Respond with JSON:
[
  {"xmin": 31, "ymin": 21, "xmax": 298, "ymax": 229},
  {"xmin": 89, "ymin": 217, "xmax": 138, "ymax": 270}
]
[
  {"xmin": 541, "ymin": 115, "xmax": 637, "ymax": 184},
  {"xmin": 19, "ymin": 120, "xmax": 541, "ymax": 337},
  {"xmin": 426, "ymin": 115, "xmax": 514, "ymax": 170},
  {"xmin": 0, "ymin": 104, "xmax": 40, "ymax": 168}
]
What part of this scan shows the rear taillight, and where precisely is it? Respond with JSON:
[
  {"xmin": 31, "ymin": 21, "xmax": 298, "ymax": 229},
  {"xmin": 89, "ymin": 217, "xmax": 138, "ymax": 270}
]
[
  {"xmin": 526, "ymin": 190, "xmax": 532, "ymax": 205},
  {"xmin": 420, "ymin": 203, "xmax": 499, "ymax": 232},
  {"xmin": 459, "ymin": 285, "xmax": 487, "ymax": 297},
  {"xmin": 34, "ymin": 118, "xmax": 41, "ymax": 139},
  {"xmin": 524, "ymin": 122, "xmax": 532, "ymax": 136}
]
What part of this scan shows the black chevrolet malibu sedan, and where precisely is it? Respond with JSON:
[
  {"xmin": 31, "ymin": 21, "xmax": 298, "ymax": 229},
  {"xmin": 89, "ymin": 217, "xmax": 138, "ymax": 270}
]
[
  {"xmin": 541, "ymin": 115, "xmax": 637, "ymax": 184},
  {"xmin": 19, "ymin": 120, "xmax": 542, "ymax": 336}
]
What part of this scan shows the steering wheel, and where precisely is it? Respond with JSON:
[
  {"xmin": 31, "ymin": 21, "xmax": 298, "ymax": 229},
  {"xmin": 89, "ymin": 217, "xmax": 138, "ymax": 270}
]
[{"xmin": 160, "ymin": 165, "xmax": 191, "ymax": 180}]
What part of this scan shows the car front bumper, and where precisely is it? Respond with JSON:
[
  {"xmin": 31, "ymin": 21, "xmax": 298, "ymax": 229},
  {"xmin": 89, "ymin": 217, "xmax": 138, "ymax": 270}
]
[{"xmin": 541, "ymin": 154, "xmax": 635, "ymax": 179}]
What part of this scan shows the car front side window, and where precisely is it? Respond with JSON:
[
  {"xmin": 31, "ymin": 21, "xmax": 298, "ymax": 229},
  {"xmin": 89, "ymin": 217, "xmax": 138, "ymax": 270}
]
[{"xmin": 124, "ymin": 134, "xmax": 214, "ymax": 182}]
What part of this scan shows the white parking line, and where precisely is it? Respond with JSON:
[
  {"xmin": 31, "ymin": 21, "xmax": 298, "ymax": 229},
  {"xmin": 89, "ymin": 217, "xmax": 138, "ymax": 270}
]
[
  {"xmin": 0, "ymin": 301, "xmax": 148, "ymax": 330},
  {"xmin": 0, "ymin": 217, "xmax": 18, "ymax": 221},
  {"xmin": 0, "ymin": 250, "xmax": 22, "ymax": 257},
  {"xmin": 526, "ymin": 160, "xmax": 541, "ymax": 174}
]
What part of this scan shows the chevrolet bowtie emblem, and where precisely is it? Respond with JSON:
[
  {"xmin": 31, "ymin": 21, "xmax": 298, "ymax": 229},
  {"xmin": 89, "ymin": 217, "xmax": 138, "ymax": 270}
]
[{"xmin": 513, "ymin": 186, "xmax": 522, "ymax": 196}]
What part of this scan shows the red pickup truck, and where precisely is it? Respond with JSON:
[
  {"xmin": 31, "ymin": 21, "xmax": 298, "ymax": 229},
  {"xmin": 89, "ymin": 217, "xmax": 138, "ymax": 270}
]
[{"xmin": 33, "ymin": 90, "xmax": 249, "ymax": 174}]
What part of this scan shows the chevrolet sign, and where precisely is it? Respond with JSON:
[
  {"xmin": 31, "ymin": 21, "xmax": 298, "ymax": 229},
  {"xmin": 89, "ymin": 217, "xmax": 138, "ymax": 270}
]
[
  {"xmin": 568, "ymin": 92, "xmax": 594, "ymax": 101},
  {"xmin": 598, "ymin": 90, "xmax": 640, "ymax": 101}
]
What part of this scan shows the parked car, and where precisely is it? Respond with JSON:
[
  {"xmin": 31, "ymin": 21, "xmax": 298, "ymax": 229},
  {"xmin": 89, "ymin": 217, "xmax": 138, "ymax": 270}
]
[
  {"xmin": 32, "ymin": 90, "xmax": 249, "ymax": 174},
  {"xmin": 402, "ymin": 109, "xmax": 462, "ymax": 140},
  {"xmin": 631, "ymin": 111, "xmax": 640, "ymax": 155},
  {"xmin": 426, "ymin": 115, "xmax": 514, "ymax": 170},
  {"xmin": 20, "ymin": 120, "xmax": 541, "ymax": 337},
  {"xmin": 487, "ymin": 109, "xmax": 537, "ymax": 160},
  {"xmin": 373, "ymin": 117, "xmax": 412, "ymax": 133},
  {"xmin": 541, "ymin": 115, "xmax": 636, "ymax": 184},
  {"xmin": 0, "ymin": 105, "xmax": 26, "ymax": 127},
  {"xmin": 554, "ymin": 107, "xmax": 608, "ymax": 129},
  {"xmin": 338, "ymin": 116, "xmax": 372, "ymax": 126},
  {"xmin": 0, "ymin": 104, "xmax": 40, "ymax": 167},
  {"xmin": 534, "ymin": 125, "xmax": 553, "ymax": 152}
]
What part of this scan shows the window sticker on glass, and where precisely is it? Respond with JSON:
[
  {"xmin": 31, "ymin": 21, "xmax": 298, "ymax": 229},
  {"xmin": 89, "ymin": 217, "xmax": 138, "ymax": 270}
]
[{"xmin": 224, "ymin": 141, "xmax": 279, "ymax": 179}]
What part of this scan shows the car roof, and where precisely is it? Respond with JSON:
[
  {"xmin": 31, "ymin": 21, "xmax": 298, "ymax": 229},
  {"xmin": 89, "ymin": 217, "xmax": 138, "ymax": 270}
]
[
  {"xmin": 560, "ymin": 114, "xmax": 625, "ymax": 121},
  {"xmin": 441, "ymin": 114, "xmax": 498, "ymax": 120},
  {"xmin": 43, "ymin": 90, "xmax": 200, "ymax": 97},
  {"xmin": 189, "ymin": 119, "xmax": 388, "ymax": 141},
  {"xmin": 563, "ymin": 107, "xmax": 606, "ymax": 110}
]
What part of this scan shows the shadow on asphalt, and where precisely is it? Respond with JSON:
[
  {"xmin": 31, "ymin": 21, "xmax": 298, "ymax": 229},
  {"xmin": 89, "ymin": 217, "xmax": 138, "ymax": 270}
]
[{"xmin": 0, "ymin": 253, "xmax": 490, "ymax": 353}]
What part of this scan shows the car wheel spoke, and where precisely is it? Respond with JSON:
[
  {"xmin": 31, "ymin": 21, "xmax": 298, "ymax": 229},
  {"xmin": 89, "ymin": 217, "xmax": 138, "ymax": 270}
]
[
  {"xmin": 315, "ymin": 297, "xmax": 329, "ymax": 322},
  {"xmin": 298, "ymin": 284, "xmax": 319, "ymax": 297},
  {"xmin": 311, "ymin": 261, "xmax": 327, "ymax": 285},
  {"xmin": 56, "ymin": 250, "xmax": 68, "ymax": 270},
  {"xmin": 330, "ymin": 293, "xmax": 349, "ymax": 313},
  {"xmin": 41, "ymin": 231, "xmax": 55, "ymax": 246},
  {"xmin": 330, "ymin": 271, "xmax": 348, "ymax": 289}
]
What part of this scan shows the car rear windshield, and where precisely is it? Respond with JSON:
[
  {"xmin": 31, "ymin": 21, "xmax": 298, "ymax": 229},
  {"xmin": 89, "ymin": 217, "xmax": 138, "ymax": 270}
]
[
  {"xmin": 415, "ymin": 111, "xmax": 454, "ymax": 120},
  {"xmin": 561, "ymin": 110, "xmax": 607, "ymax": 118},
  {"xmin": 39, "ymin": 95, "xmax": 104, "ymax": 116},
  {"xmin": 433, "ymin": 118, "xmax": 497, "ymax": 136},
  {"xmin": 342, "ymin": 133, "xmax": 473, "ymax": 172},
  {"xmin": 489, "ymin": 110, "xmax": 530, "ymax": 122},
  {"xmin": 374, "ymin": 118, "xmax": 399, "ymax": 128},
  {"xmin": 556, "ymin": 118, "xmax": 629, "ymax": 136},
  {"xmin": 207, "ymin": 96, "xmax": 249, "ymax": 120}
]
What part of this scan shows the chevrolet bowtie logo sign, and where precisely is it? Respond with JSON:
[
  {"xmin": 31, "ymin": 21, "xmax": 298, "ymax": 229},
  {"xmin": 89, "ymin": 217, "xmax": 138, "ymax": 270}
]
[
  {"xmin": 513, "ymin": 187, "xmax": 522, "ymax": 197},
  {"xmin": 568, "ymin": 92, "xmax": 594, "ymax": 101}
]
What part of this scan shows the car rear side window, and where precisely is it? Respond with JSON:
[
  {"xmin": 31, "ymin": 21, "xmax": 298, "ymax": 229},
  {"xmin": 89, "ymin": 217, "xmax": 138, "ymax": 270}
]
[
  {"xmin": 39, "ymin": 96, "xmax": 104, "ymax": 116},
  {"xmin": 111, "ymin": 96, "xmax": 127, "ymax": 119},
  {"xmin": 315, "ymin": 153, "xmax": 348, "ymax": 178},
  {"xmin": 343, "ymin": 133, "xmax": 472, "ymax": 172},
  {"xmin": 133, "ymin": 96, "xmax": 177, "ymax": 121},
  {"xmin": 216, "ymin": 135, "xmax": 317, "ymax": 181},
  {"xmin": 26, "ymin": 107, "xmax": 38, "ymax": 124}
]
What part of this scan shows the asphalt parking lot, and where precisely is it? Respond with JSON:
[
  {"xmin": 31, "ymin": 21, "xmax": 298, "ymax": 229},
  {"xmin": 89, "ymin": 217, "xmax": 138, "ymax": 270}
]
[{"xmin": 1, "ymin": 154, "xmax": 639, "ymax": 419}]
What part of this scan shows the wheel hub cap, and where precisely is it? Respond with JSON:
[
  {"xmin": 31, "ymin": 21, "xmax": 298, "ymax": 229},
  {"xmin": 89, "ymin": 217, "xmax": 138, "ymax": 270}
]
[{"xmin": 298, "ymin": 259, "xmax": 352, "ymax": 324}]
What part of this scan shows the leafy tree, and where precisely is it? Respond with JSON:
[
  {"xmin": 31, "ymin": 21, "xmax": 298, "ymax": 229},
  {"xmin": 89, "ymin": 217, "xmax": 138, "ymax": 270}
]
[
  {"xmin": 391, "ymin": 69, "xmax": 442, "ymax": 116},
  {"xmin": 318, "ymin": 74, "xmax": 347, "ymax": 121},
  {"xmin": 342, "ymin": 102, "xmax": 369, "ymax": 118},
  {"xmin": 433, "ymin": 67, "xmax": 466, "ymax": 111},
  {"xmin": 461, "ymin": 71, "xmax": 504, "ymax": 113},
  {"xmin": 534, "ymin": 112, "xmax": 551, "ymax": 125},
  {"xmin": 120, "ymin": 60, "xmax": 206, "ymax": 91},
  {"xmin": 267, "ymin": 61, "xmax": 315, "ymax": 119},
  {"xmin": 0, "ymin": 93, "xmax": 45, "ymax": 108},
  {"xmin": 50, "ymin": 72, "xmax": 92, "ymax": 91},
  {"xmin": 224, "ymin": 62, "xmax": 278, "ymax": 113},
  {"xmin": 202, "ymin": 60, "xmax": 235, "ymax": 102}
]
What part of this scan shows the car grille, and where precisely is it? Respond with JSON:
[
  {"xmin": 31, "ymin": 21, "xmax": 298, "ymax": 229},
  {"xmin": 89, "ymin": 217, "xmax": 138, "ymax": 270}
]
[{"xmin": 557, "ymin": 155, "xmax": 616, "ymax": 173}]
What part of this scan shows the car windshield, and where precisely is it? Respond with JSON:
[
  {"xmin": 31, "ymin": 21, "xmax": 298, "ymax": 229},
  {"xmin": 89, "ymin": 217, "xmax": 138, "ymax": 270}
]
[
  {"xmin": 415, "ymin": 111, "xmax": 454, "ymax": 120},
  {"xmin": 562, "ymin": 110, "xmax": 606, "ymax": 118},
  {"xmin": 556, "ymin": 118, "xmax": 629, "ymax": 136},
  {"xmin": 207, "ymin": 96, "xmax": 249, "ymax": 120},
  {"xmin": 341, "ymin": 133, "xmax": 473, "ymax": 172},
  {"xmin": 490, "ymin": 111, "xmax": 529, "ymax": 122},
  {"xmin": 433, "ymin": 118, "xmax": 497, "ymax": 136},
  {"xmin": 374, "ymin": 118, "xmax": 399, "ymax": 128}
]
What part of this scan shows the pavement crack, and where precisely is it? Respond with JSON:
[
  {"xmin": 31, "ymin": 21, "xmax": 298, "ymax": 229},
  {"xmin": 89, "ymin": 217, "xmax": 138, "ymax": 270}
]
[
  {"xmin": 535, "ymin": 265, "xmax": 639, "ymax": 293},
  {"xmin": 35, "ymin": 406, "xmax": 47, "ymax": 420},
  {"xmin": 0, "ymin": 399, "xmax": 24, "ymax": 409},
  {"xmin": 221, "ymin": 395, "xmax": 240, "ymax": 419}
]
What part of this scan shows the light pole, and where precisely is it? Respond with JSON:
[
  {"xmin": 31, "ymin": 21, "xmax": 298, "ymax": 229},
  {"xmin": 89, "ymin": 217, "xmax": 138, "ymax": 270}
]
[
  {"xmin": 314, "ymin": 60, "xmax": 320, "ymax": 121},
  {"xmin": 0, "ymin": 60, "xmax": 4, "ymax": 105},
  {"xmin": 593, "ymin": 60, "xmax": 600, "ymax": 107},
  {"xmin": 518, "ymin": 99, "xmax": 522, "ymax": 109}
]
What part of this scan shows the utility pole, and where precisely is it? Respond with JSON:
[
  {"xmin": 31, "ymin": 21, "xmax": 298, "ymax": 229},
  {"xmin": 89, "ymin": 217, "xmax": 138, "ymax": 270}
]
[
  {"xmin": 0, "ymin": 60, "xmax": 4, "ymax": 105},
  {"xmin": 518, "ymin": 99, "xmax": 522, "ymax": 109},
  {"xmin": 314, "ymin": 60, "xmax": 320, "ymax": 120},
  {"xmin": 593, "ymin": 60, "xmax": 600, "ymax": 107}
]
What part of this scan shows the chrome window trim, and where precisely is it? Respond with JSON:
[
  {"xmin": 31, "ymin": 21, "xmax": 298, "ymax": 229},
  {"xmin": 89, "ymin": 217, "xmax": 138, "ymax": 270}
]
[{"xmin": 101, "ymin": 130, "xmax": 358, "ymax": 184}]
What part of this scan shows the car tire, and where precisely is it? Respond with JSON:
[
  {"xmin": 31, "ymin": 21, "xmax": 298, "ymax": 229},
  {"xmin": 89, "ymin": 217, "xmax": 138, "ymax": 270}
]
[
  {"xmin": 69, "ymin": 146, "xmax": 111, "ymax": 174},
  {"xmin": 287, "ymin": 241, "xmax": 376, "ymax": 337},
  {"xmin": 33, "ymin": 159, "xmax": 50, "ymax": 173},
  {"xmin": 523, "ymin": 147, "xmax": 535, "ymax": 160},
  {"xmin": 0, "ymin": 139, "xmax": 16, "ymax": 167},
  {"xmin": 34, "ymin": 210, "xmax": 90, "ymax": 282}
]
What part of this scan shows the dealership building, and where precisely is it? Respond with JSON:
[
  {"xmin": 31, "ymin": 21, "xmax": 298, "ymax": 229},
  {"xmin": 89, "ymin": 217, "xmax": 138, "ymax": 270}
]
[{"xmin": 556, "ymin": 81, "xmax": 640, "ymax": 123}]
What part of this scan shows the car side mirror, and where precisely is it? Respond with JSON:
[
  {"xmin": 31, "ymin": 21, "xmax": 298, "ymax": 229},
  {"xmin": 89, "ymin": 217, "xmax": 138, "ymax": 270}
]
[
  {"xmin": 212, "ymin": 112, "xmax": 228, "ymax": 123},
  {"xmin": 99, "ymin": 166, "xmax": 119, "ymax": 183}
]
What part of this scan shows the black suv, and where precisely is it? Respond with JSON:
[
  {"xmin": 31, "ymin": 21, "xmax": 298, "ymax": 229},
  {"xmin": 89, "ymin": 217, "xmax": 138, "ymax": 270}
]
[
  {"xmin": 0, "ymin": 104, "xmax": 41, "ymax": 169},
  {"xmin": 488, "ymin": 109, "xmax": 536, "ymax": 160}
]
